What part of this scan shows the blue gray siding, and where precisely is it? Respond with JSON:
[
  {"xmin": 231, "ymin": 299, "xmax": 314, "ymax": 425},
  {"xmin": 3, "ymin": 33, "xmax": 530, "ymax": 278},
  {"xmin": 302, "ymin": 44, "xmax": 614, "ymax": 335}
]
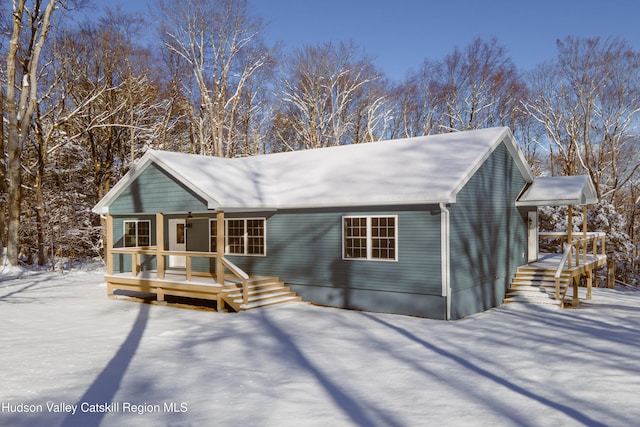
[
  {"xmin": 448, "ymin": 141, "xmax": 530, "ymax": 319},
  {"xmin": 109, "ymin": 163, "xmax": 208, "ymax": 214},
  {"xmin": 175, "ymin": 207, "xmax": 445, "ymax": 317}
]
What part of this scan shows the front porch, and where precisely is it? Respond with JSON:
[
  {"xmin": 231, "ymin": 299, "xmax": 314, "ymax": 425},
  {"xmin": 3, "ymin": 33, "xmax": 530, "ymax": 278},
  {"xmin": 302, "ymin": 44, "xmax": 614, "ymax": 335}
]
[
  {"xmin": 505, "ymin": 231, "xmax": 607, "ymax": 307},
  {"xmin": 103, "ymin": 212, "xmax": 301, "ymax": 312}
]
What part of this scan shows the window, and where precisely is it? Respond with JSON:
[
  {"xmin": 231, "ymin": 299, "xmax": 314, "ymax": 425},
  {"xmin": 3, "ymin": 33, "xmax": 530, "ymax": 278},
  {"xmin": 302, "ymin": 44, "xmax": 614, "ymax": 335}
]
[
  {"xmin": 246, "ymin": 219, "xmax": 265, "ymax": 255},
  {"xmin": 123, "ymin": 220, "xmax": 151, "ymax": 247},
  {"xmin": 343, "ymin": 216, "xmax": 397, "ymax": 261},
  {"xmin": 210, "ymin": 218, "xmax": 266, "ymax": 256},
  {"xmin": 210, "ymin": 220, "xmax": 218, "ymax": 253},
  {"xmin": 227, "ymin": 219, "xmax": 246, "ymax": 254}
]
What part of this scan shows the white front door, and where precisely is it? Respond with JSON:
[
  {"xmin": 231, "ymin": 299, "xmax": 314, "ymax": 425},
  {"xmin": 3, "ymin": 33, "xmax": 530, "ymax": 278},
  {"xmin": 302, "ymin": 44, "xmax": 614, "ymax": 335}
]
[
  {"xmin": 528, "ymin": 210, "xmax": 539, "ymax": 263},
  {"xmin": 168, "ymin": 219, "xmax": 187, "ymax": 268}
]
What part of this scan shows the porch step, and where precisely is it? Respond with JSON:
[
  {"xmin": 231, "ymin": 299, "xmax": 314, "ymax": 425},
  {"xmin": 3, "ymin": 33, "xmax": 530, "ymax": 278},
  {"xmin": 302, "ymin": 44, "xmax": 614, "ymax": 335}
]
[
  {"xmin": 503, "ymin": 266, "xmax": 570, "ymax": 307},
  {"xmin": 220, "ymin": 277, "xmax": 301, "ymax": 312},
  {"xmin": 503, "ymin": 295, "xmax": 563, "ymax": 306}
]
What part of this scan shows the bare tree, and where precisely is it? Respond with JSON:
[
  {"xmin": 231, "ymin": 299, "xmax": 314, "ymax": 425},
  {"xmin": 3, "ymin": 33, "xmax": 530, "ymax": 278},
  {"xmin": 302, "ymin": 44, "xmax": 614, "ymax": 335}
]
[
  {"xmin": 0, "ymin": 10, "xmax": 6, "ymax": 262},
  {"xmin": 438, "ymin": 37, "xmax": 524, "ymax": 131},
  {"xmin": 389, "ymin": 60, "xmax": 445, "ymax": 138},
  {"xmin": 524, "ymin": 37, "xmax": 640, "ymax": 198},
  {"xmin": 392, "ymin": 37, "xmax": 528, "ymax": 138},
  {"xmin": 3, "ymin": 0, "xmax": 59, "ymax": 266},
  {"xmin": 7, "ymin": 6, "xmax": 161, "ymax": 265},
  {"xmin": 524, "ymin": 36, "xmax": 640, "ymax": 282},
  {"xmin": 158, "ymin": 0, "xmax": 270, "ymax": 157},
  {"xmin": 56, "ymin": 10, "xmax": 161, "ymax": 200},
  {"xmin": 278, "ymin": 41, "xmax": 387, "ymax": 149}
]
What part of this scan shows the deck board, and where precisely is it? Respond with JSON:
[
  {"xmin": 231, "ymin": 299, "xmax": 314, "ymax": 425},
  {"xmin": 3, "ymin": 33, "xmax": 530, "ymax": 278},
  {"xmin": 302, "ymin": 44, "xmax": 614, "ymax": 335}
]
[{"xmin": 528, "ymin": 253, "xmax": 607, "ymax": 273}]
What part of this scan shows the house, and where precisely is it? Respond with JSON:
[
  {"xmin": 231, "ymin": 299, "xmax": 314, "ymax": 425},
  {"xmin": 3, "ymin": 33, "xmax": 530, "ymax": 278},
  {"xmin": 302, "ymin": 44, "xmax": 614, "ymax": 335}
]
[{"xmin": 92, "ymin": 127, "xmax": 606, "ymax": 319}]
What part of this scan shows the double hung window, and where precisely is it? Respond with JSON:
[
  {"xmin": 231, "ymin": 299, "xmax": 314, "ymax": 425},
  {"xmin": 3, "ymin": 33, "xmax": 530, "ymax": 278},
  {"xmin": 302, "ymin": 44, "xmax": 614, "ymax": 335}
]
[
  {"xmin": 343, "ymin": 216, "xmax": 397, "ymax": 261},
  {"xmin": 123, "ymin": 220, "xmax": 151, "ymax": 247},
  {"xmin": 210, "ymin": 218, "xmax": 266, "ymax": 256}
]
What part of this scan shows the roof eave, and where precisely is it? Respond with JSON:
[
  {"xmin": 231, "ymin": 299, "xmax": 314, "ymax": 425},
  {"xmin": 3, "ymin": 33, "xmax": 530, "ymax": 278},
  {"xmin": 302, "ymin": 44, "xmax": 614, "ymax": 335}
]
[
  {"xmin": 271, "ymin": 198, "xmax": 453, "ymax": 210},
  {"xmin": 515, "ymin": 196, "xmax": 598, "ymax": 207}
]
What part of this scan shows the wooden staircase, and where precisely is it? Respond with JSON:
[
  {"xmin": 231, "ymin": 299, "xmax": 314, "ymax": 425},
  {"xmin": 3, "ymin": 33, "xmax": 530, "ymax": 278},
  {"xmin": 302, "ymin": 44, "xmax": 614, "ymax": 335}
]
[
  {"xmin": 220, "ymin": 276, "xmax": 301, "ymax": 312},
  {"xmin": 504, "ymin": 266, "xmax": 571, "ymax": 307}
]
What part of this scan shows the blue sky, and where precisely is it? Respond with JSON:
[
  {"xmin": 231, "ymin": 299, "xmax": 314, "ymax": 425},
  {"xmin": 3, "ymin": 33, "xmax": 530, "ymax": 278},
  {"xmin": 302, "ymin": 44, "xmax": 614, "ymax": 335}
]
[{"xmin": 92, "ymin": 0, "xmax": 640, "ymax": 82}]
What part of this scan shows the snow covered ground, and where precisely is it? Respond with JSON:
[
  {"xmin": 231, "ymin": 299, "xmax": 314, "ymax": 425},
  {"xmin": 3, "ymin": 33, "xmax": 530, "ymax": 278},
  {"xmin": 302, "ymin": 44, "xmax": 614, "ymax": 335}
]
[{"xmin": 1, "ymin": 265, "xmax": 640, "ymax": 427}]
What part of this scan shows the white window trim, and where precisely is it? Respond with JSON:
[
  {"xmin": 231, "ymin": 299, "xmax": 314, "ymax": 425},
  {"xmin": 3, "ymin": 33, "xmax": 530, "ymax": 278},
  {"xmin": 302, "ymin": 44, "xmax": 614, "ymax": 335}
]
[
  {"xmin": 209, "ymin": 218, "xmax": 267, "ymax": 257},
  {"xmin": 342, "ymin": 215, "xmax": 398, "ymax": 262},
  {"xmin": 123, "ymin": 220, "xmax": 151, "ymax": 248}
]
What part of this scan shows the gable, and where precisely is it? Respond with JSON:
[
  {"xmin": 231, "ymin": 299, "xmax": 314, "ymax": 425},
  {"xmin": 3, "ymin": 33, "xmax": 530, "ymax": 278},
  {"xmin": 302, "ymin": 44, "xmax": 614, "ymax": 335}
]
[
  {"xmin": 94, "ymin": 127, "xmax": 535, "ymax": 214},
  {"xmin": 108, "ymin": 163, "xmax": 209, "ymax": 214}
]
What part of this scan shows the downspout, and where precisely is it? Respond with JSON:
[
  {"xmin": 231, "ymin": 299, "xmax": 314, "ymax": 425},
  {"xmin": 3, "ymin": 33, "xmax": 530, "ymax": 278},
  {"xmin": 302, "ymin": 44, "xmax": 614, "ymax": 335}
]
[{"xmin": 440, "ymin": 203, "xmax": 451, "ymax": 320}]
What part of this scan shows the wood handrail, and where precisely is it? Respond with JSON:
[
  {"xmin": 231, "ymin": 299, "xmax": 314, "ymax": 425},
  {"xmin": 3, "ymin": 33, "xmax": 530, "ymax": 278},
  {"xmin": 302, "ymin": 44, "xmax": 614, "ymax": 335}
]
[
  {"xmin": 555, "ymin": 243, "xmax": 573, "ymax": 301},
  {"xmin": 111, "ymin": 247, "xmax": 219, "ymax": 258},
  {"xmin": 109, "ymin": 248, "xmax": 252, "ymax": 305},
  {"xmin": 540, "ymin": 231, "xmax": 606, "ymax": 270},
  {"xmin": 221, "ymin": 257, "xmax": 250, "ymax": 306}
]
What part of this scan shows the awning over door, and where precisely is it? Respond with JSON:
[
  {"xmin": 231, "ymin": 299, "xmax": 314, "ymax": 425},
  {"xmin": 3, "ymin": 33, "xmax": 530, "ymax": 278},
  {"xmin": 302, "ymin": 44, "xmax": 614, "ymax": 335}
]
[{"xmin": 516, "ymin": 175, "xmax": 598, "ymax": 206}]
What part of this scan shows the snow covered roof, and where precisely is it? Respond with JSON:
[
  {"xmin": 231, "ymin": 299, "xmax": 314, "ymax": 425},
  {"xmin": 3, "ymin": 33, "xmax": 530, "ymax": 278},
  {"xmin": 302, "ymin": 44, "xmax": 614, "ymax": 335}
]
[
  {"xmin": 93, "ymin": 127, "xmax": 534, "ymax": 213},
  {"xmin": 516, "ymin": 175, "xmax": 598, "ymax": 206}
]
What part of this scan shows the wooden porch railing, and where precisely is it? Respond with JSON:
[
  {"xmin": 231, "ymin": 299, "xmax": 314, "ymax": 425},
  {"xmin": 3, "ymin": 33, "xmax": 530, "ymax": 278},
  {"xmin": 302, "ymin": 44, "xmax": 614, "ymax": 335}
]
[
  {"xmin": 540, "ymin": 231, "xmax": 606, "ymax": 303},
  {"xmin": 539, "ymin": 231, "xmax": 606, "ymax": 268},
  {"xmin": 221, "ymin": 257, "xmax": 250, "ymax": 306},
  {"xmin": 109, "ymin": 247, "xmax": 251, "ymax": 305},
  {"xmin": 555, "ymin": 243, "xmax": 573, "ymax": 300}
]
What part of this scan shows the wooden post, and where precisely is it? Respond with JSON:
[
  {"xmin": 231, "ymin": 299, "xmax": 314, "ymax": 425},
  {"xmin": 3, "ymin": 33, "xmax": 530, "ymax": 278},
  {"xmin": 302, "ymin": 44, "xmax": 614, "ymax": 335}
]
[
  {"xmin": 582, "ymin": 205, "xmax": 588, "ymax": 265},
  {"xmin": 156, "ymin": 212, "xmax": 165, "ymax": 279},
  {"xmin": 217, "ymin": 294, "xmax": 227, "ymax": 312},
  {"xmin": 607, "ymin": 260, "xmax": 615, "ymax": 289},
  {"xmin": 157, "ymin": 287, "xmax": 166, "ymax": 305},
  {"xmin": 132, "ymin": 252, "xmax": 138, "ymax": 277},
  {"xmin": 572, "ymin": 276, "xmax": 579, "ymax": 307},
  {"xmin": 216, "ymin": 210, "xmax": 225, "ymax": 284},
  {"xmin": 586, "ymin": 270, "xmax": 593, "ymax": 300},
  {"xmin": 106, "ymin": 214, "xmax": 114, "ymax": 275},
  {"xmin": 568, "ymin": 205, "xmax": 573, "ymax": 243}
]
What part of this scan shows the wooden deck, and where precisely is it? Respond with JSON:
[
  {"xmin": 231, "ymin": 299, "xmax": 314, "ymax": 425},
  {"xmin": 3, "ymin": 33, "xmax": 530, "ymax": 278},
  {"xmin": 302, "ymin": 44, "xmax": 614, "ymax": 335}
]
[
  {"xmin": 505, "ymin": 231, "xmax": 607, "ymax": 308},
  {"xmin": 529, "ymin": 252, "xmax": 607, "ymax": 274},
  {"xmin": 105, "ymin": 244, "xmax": 302, "ymax": 312},
  {"xmin": 106, "ymin": 270, "xmax": 301, "ymax": 312}
]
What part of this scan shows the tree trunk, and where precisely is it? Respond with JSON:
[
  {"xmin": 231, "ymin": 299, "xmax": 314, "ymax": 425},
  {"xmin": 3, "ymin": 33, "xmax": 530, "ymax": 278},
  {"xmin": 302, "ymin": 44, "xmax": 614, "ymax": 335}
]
[
  {"xmin": 6, "ymin": 129, "xmax": 21, "ymax": 265},
  {"xmin": 35, "ymin": 162, "xmax": 46, "ymax": 266},
  {"xmin": 3, "ymin": 0, "xmax": 57, "ymax": 266},
  {"xmin": 0, "ymin": 67, "xmax": 5, "ymax": 262}
]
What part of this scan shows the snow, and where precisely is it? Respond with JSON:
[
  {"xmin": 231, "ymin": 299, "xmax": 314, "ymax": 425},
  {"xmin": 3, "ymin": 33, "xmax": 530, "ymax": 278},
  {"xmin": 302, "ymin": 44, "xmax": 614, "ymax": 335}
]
[
  {"xmin": 2, "ymin": 266, "xmax": 640, "ymax": 426},
  {"xmin": 94, "ymin": 127, "xmax": 533, "ymax": 213},
  {"xmin": 517, "ymin": 175, "xmax": 598, "ymax": 206}
]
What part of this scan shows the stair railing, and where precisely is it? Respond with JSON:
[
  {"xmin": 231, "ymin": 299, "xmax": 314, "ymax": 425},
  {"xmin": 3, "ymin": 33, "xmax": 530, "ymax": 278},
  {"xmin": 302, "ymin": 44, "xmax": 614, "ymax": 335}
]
[
  {"xmin": 221, "ymin": 257, "xmax": 250, "ymax": 305},
  {"xmin": 555, "ymin": 243, "xmax": 573, "ymax": 301}
]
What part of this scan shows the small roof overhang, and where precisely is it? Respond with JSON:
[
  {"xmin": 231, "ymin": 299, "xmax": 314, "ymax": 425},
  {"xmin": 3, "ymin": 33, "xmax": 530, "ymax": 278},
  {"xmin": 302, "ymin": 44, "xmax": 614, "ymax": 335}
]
[{"xmin": 516, "ymin": 175, "xmax": 598, "ymax": 207}]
